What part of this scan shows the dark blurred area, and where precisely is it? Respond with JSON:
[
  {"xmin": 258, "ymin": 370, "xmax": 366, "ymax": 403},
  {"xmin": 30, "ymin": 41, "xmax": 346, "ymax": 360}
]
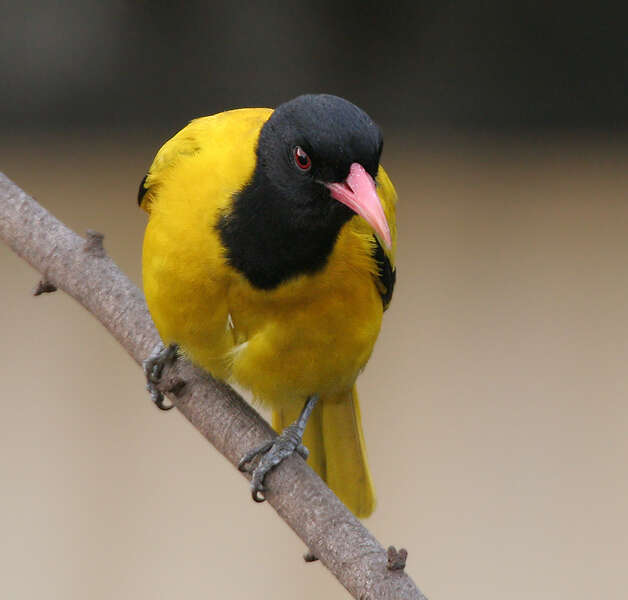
[{"xmin": 1, "ymin": 1, "xmax": 626, "ymax": 137}]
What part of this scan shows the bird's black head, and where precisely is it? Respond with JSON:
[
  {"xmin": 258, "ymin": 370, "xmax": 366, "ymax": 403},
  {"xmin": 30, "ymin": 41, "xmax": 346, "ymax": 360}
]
[
  {"xmin": 259, "ymin": 94, "xmax": 382, "ymax": 194},
  {"xmin": 218, "ymin": 94, "xmax": 389, "ymax": 290}
]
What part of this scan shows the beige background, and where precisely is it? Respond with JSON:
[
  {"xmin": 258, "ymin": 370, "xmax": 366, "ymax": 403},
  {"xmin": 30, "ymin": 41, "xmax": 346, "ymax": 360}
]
[{"xmin": 1, "ymin": 134, "xmax": 627, "ymax": 599}]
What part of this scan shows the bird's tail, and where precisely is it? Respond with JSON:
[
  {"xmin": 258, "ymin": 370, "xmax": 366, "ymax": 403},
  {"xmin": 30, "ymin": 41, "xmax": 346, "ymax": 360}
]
[{"xmin": 272, "ymin": 386, "xmax": 376, "ymax": 518}]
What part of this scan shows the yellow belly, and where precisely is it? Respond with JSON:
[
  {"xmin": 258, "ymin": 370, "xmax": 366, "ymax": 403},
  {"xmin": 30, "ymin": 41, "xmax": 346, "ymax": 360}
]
[{"xmin": 226, "ymin": 265, "xmax": 383, "ymax": 406}]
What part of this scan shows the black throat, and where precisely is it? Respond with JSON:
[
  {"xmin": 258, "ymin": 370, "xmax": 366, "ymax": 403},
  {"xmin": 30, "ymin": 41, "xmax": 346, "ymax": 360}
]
[
  {"xmin": 217, "ymin": 170, "xmax": 353, "ymax": 290},
  {"xmin": 217, "ymin": 94, "xmax": 383, "ymax": 290}
]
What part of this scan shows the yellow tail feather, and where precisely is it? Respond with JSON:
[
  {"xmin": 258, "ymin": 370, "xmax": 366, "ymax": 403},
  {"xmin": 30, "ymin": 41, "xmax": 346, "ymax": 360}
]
[{"xmin": 272, "ymin": 386, "xmax": 376, "ymax": 518}]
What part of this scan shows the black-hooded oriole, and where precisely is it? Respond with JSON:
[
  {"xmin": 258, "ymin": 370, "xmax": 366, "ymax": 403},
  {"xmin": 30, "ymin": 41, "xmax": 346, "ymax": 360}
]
[{"xmin": 139, "ymin": 94, "xmax": 397, "ymax": 518}]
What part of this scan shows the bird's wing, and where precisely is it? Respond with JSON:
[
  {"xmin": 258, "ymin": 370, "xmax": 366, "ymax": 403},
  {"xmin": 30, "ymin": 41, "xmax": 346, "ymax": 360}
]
[
  {"xmin": 373, "ymin": 165, "xmax": 397, "ymax": 310},
  {"xmin": 140, "ymin": 108, "xmax": 273, "ymax": 379},
  {"xmin": 138, "ymin": 108, "xmax": 273, "ymax": 213}
]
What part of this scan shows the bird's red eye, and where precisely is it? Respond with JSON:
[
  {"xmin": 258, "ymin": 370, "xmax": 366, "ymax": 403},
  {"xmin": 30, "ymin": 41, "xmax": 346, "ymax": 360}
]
[{"xmin": 294, "ymin": 146, "xmax": 312, "ymax": 171}]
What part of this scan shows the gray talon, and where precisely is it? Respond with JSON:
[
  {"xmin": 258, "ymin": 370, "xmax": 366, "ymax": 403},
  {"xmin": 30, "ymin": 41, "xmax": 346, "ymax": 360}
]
[
  {"xmin": 143, "ymin": 342, "xmax": 178, "ymax": 410},
  {"xmin": 238, "ymin": 440, "xmax": 274, "ymax": 473},
  {"xmin": 239, "ymin": 395, "xmax": 318, "ymax": 503},
  {"xmin": 296, "ymin": 443, "xmax": 309, "ymax": 460}
]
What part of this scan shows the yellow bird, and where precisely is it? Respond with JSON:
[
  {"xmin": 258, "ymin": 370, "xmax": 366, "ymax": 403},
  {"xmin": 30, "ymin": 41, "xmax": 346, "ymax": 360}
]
[{"xmin": 139, "ymin": 94, "xmax": 397, "ymax": 518}]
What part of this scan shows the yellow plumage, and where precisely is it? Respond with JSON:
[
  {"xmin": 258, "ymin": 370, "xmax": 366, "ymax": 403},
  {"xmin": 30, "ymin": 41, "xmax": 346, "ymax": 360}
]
[{"xmin": 141, "ymin": 105, "xmax": 397, "ymax": 517}]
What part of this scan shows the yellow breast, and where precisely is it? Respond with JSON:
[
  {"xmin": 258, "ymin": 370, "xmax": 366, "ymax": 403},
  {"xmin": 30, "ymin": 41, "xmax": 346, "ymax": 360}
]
[{"xmin": 224, "ymin": 225, "xmax": 384, "ymax": 405}]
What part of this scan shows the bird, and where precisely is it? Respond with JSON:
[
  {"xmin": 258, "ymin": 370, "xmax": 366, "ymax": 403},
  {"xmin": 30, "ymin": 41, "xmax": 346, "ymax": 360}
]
[{"xmin": 139, "ymin": 94, "xmax": 397, "ymax": 518}]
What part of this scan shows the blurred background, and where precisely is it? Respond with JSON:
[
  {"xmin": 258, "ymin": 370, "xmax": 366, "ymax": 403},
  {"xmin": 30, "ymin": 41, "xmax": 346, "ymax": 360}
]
[{"xmin": 1, "ymin": 2, "xmax": 626, "ymax": 599}]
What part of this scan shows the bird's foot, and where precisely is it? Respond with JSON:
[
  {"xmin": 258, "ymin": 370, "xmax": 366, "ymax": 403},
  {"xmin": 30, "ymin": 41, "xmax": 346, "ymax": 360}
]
[
  {"xmin": 143, "ymin": 342, "xmax": 178, "ymax": 410},
  {"xmin": 238, "ymin": 426, "xmax": 309, "ymax": 502},
  {"xmin": 238, "ymin": 395, "xmax": 318, "ymax": 502}
]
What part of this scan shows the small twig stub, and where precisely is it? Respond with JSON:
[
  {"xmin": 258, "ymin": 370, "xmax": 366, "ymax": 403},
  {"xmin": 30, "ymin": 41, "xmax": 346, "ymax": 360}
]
[
  {"xmin": 33, "ymin": 279, "xmax": 57, "ymax": 296},
  {"xmin": 303, "ymin": 551, "xmax": 319, "ymax": 563},
  {"xmin": 387, "ymin": 546, "xmax": 408, "ymax": 571}
]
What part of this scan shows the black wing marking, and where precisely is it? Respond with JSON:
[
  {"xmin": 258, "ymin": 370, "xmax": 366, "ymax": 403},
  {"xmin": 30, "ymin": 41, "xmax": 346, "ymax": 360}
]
[
  {"xmin": 372, "ymin": 237, "xmax": 396, "ymax": 310},
  {"xmin": 137, "ymin": 174, "xmax": 149, "ymax": 206}
]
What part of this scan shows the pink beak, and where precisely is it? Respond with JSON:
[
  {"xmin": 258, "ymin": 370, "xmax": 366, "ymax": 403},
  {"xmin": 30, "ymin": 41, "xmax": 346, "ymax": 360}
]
[{"xmin": 325, "ymin": 163, "xmax": 392, "ymax": 249}]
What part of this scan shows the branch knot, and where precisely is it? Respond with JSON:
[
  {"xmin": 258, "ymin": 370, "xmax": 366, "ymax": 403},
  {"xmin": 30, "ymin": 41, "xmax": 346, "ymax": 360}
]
[{"xmin": 84, "ymin": 229, "xmax": 105, "ymax": 257}]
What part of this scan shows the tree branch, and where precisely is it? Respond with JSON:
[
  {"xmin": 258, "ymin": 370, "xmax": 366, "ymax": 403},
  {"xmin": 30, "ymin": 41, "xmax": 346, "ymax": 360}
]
[{"xmin": 0, "ymin": 172, "xmax": 426, "ymax": 600}]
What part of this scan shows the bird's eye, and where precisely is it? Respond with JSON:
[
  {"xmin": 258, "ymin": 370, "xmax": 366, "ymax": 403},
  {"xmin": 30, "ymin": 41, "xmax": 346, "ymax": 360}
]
[{"xmin": 293, "ymin": 146, "xmax": 312, "ymax": 171}]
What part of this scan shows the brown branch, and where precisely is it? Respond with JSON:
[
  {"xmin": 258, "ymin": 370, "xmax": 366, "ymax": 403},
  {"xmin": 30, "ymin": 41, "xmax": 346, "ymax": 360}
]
[{"xmin": 0, "ymin": 171, "xmax": 426, "ymax": 600}]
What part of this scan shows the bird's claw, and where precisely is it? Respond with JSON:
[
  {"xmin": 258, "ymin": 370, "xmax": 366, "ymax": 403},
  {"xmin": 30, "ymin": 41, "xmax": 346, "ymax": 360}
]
[
  {"xmin": 148, "ymin": 385, "xmax": 175, "ymax": 410},
  {"xmin": 143, "ymin": 342, "xmax": 178, "ymax": 410},
  {"xmin": 238, "ymin": 425, "xmax": 309, "ymax": 503}
]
